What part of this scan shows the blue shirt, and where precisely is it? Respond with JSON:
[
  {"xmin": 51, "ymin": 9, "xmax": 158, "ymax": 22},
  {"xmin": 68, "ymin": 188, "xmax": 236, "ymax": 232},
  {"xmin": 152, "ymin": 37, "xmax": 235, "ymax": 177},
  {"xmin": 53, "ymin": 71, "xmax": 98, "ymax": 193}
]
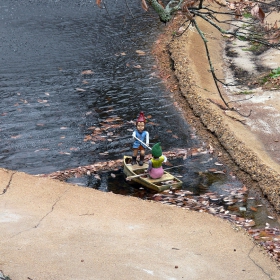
[{"xmin": 132, "ymin": 130, "xmax": 149, "ymax": 149}]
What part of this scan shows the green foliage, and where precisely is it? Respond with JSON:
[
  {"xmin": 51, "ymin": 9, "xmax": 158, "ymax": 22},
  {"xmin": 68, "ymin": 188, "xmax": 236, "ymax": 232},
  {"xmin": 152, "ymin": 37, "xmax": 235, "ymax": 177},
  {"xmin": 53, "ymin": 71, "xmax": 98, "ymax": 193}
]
[
  {"xmin": 260, "ymin": 76, "xmax": 269, "ymax": 84},
  {"xmin": 237, "ymin": 90, "xmax": 253, "ymax": 95},
  {"xmin": 270, "ymin": 67, "xmax": 280, "ymax": 78},
  {"xmin": 237, "ymin": 35, "xmax": 246, "ymax": 41},
  {"xmin": 0, "ymin": 275, "xmax": 12, "ymax": 280},
  {"xmin": 242, "ymin": 44, "xmax": 260, "ymax": 52},
  {"xmin": 258, "ymin": 68, "xmax": 280, "ymax": 89},
  {"xmin": 243, "ymin": 12, "xmax": 252, "ymax": 19}
]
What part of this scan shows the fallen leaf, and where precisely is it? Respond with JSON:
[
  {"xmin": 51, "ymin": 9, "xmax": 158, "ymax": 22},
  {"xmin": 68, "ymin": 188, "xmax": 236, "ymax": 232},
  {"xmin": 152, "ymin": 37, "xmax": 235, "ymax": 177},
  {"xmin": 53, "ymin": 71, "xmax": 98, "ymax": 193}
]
[
  {"xmin": 59, "ymin": 152, "xmax": 71, "ymax": 155},
  {"xmin": 136, "ymin": 50, "xmax": 146, "ymax": 55},
  {"xmin": 228, "ymin": 2, "xmax": 235, "ymax": 10},
  {"xmin": 244, "ymin": 220, "xmax": 255, "ymax": 227},
  {"xmin": 268, "ymin": 216, "xmax": 275, "ymax": 220},
  {"xmin": 11, "ymin": 135, "xmax": 21, "ymax": 139},
  {"xmin": 141, "ymin": 0, "xmax": 149, "ymax": 11},
  {"xmin": 208, "ymin": 168, "xmax": 218, "ymax": 173},
  {"xmin": 84, "ymin": 135, "xmax": 92, "ymax": 141},
  {"xmin": 38, "ymin": 99, "xmax": 48, "ymax": 103},
  {"xmin": 81, "ymin": 70, "xmax": 94, "ymax": 75},
  {"xmin": 235, "ymin": 7, "xmax": 242, "ymax": 20},
  {"xmin": 251, "ymin": 4, "xmax": 265, "ymax": 23},
  {"xmin": 213, "ymin": 171, "xmax": 226, "ymax": 174},
  {"xmin": 76, "ymin": 88, "xmax": 86, "ymax": 92}
]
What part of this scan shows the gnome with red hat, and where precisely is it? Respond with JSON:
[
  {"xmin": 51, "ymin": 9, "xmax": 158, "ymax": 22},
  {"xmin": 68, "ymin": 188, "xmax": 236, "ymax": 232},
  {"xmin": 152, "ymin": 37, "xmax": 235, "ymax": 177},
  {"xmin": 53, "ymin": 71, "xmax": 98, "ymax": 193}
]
[{"xmin": 131, "ymin": 111, "xmax": 149, "ymax": 166}]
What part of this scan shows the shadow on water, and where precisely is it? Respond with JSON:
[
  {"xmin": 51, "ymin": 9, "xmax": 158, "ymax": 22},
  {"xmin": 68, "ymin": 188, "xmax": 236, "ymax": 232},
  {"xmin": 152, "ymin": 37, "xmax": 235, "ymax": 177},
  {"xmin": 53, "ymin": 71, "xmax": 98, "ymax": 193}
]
[{"xmin": 0, "ymin": 1, "xmax": 279, "ymax": 228}]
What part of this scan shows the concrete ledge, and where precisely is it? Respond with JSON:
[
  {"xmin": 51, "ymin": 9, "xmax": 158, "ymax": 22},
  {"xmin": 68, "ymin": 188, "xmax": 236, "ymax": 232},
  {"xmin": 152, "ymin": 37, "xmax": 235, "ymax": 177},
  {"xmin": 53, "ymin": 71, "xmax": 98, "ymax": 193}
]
[
  {"xmin": 169, "ymin": 23, "xmax": 280, "ymax": 212},
  {"xmin": 1, "ymin": 168, "xmax": 280, "ymax": 279}
]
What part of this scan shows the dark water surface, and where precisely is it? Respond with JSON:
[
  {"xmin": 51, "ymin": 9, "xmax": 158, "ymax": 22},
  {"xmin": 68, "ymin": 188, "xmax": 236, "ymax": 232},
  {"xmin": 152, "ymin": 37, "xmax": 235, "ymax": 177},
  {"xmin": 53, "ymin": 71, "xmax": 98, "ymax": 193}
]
[
  {"xmin": 0, "ymin": 1, "xmax": 278, "ymax": 227},
  {"xmin": 0, "ymin": 0, "xmax": 197, "ymax": 176}
]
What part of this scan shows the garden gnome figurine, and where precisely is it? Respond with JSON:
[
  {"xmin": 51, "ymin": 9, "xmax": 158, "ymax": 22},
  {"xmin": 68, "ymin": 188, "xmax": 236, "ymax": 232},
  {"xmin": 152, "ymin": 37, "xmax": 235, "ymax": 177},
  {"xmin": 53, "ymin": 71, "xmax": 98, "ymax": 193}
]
[
  {"xmin": 147, "ymin": 142, "xmax": 167, "ymax": 179},
  {"xmin": 132, "ymin": 111, "xmax": 149, "ymax": 166}
]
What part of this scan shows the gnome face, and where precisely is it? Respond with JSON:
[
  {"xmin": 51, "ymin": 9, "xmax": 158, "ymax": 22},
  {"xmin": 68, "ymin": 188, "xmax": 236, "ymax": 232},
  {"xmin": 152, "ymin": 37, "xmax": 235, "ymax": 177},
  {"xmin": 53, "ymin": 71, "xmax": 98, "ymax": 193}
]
[
  {"xmin": 136, "ymin": 111, "xmax": 146, "ymax": 133},
  {"xmin": 136, "ymin": 121, "xmax": 145, "ymax": 133}
]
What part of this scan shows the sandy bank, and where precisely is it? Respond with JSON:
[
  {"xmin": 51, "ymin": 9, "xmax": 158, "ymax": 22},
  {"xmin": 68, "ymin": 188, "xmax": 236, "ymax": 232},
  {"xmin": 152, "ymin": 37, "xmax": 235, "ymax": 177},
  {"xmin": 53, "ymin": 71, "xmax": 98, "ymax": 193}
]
[{"xmin": 164, "ymin": 11, "xmax": 280, "ymax": 213}]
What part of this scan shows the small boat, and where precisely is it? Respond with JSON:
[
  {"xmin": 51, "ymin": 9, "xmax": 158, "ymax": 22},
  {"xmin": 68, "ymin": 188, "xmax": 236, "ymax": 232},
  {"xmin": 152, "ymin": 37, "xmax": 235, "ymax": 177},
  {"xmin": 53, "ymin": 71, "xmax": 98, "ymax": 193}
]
[{"xmin": 123, "ymin": 155, "xmax": 183, "ymax": 192}]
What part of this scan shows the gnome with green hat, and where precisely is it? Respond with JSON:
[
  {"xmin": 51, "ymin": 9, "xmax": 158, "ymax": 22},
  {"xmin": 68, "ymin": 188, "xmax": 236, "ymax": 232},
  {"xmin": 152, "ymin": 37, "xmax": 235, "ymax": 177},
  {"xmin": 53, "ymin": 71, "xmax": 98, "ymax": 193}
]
[{"xmin": 147, "ymin": 142, "xmax": 167, "ymax": 179}]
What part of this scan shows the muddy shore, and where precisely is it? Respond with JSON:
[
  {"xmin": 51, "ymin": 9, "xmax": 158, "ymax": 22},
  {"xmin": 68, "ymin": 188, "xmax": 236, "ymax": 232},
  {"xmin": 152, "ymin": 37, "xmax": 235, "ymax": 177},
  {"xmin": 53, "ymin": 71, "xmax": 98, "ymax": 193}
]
[{"xmin": 152, "ymin": 12, "xmax": 280, "ymax": 214}]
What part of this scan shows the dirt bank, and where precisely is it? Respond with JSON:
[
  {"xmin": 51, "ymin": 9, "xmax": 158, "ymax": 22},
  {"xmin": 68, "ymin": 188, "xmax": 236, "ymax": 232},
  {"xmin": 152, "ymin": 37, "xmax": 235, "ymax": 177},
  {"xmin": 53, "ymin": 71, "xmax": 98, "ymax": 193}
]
[{"xmin": 152, "ymin": 11, "xmax": 280, "ymax": 213}]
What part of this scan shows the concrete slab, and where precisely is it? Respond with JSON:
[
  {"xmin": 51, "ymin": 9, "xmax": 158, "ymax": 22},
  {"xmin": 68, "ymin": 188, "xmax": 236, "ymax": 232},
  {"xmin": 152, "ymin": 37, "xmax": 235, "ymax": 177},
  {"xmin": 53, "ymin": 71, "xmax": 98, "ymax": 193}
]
[{"xmin": 1, "ymin": 169, "xmax": 280, "ymax": 279}]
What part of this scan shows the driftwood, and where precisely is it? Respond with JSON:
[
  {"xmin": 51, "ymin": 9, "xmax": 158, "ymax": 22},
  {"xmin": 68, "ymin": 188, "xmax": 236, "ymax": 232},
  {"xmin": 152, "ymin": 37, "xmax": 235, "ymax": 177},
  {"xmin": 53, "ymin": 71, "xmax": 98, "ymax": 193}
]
[{"xmin": 41, "ymin": 146, "xmax": 213, "ymax": 181}]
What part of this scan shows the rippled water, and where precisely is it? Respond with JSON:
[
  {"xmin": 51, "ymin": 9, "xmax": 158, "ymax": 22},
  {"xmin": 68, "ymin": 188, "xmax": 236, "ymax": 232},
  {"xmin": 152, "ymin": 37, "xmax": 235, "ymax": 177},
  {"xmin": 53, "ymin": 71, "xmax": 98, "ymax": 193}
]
[
  {"xmin": 0, "ymin": 1, "xmax": 204, "ymax": 176},
  {"xmin": 0, "ymin": 0, "xmax": 260, "ymax": 190},
  {"xmin": 0, "ymin": 0, "xmax": 185, "ymax": 173}
]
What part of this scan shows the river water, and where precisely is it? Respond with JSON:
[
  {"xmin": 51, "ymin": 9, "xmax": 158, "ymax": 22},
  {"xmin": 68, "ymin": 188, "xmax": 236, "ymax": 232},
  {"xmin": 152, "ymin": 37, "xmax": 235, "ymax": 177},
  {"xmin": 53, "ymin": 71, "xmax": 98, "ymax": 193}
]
[
  {"xmin": 0, "ymin": 0, "xmax": 278, "ymax": 227},
  {"xmin": 1, "ymin": 0, "xmax": 191, "ymax": 174}
]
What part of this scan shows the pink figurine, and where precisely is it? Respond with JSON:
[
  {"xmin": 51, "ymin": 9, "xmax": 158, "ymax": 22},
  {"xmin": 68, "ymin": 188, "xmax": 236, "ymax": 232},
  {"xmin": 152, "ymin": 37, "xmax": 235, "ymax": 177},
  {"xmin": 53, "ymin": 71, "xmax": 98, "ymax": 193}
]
[{"xmin": 147, "ymin": 142, "xmax": 167, "ymax": 179}]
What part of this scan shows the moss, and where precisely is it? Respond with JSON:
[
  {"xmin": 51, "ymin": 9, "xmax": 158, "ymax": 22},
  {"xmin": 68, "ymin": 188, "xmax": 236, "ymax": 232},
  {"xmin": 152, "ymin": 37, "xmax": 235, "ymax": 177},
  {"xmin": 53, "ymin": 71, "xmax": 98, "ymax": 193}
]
[
  {"xmin": 270, "ymin": 67, "xmax": 280, "ymax": 79},
  {"xmin": 243, "ymin": 12, "xmax": 252, "ymax": 19},
  {"xmin": 236, "ymin": 90, "xmax": 253, "ymax": 95}
]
